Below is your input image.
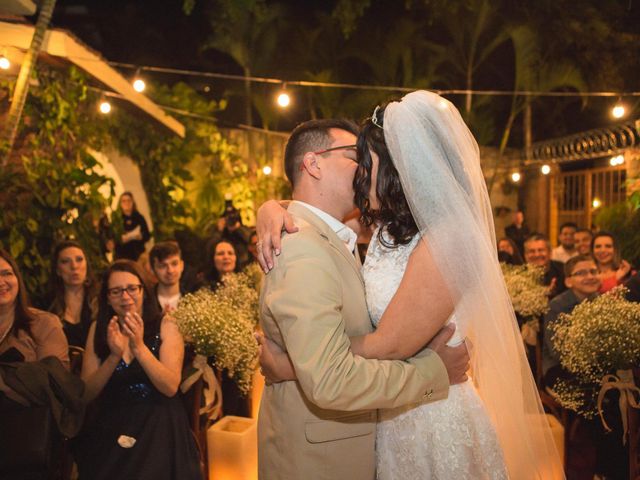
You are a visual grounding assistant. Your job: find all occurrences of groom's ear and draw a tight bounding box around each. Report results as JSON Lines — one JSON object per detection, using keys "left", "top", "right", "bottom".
{"left": 300, "top": 152, "right": 322, "bottom": 179}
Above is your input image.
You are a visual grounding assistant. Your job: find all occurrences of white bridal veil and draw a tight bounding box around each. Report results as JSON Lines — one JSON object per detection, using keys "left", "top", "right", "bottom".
{"left": 383, "top": 91, "right": 564, "bottom": 479}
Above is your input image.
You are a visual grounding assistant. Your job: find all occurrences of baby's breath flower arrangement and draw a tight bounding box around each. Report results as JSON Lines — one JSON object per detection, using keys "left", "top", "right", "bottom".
{"left": 174, "top": 271, "right": 260, "bottom": 395}
{"left": 550, "top": 286, "right": 640, "bottom": 418}
{"left": 500, "top": 263, "right": 549, "bottom": 317}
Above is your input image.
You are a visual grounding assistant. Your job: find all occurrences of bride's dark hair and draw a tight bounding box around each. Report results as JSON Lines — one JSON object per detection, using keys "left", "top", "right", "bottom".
{"left": 354, "top": 104, "right": 418, "bottom": 247}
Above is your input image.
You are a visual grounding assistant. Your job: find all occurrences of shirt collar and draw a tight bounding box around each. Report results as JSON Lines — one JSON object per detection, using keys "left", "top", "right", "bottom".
{"left": 292, "top": 200, "right": 357, "bottom": 253}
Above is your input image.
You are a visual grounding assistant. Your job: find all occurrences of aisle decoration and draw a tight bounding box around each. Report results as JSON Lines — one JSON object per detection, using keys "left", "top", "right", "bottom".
{"left": 501, "top": 263, "right": 549, "bottom": 344}
{"left": 550, "top": 286, "right": 640, "bottom": 440}
{"left": 174, "top": 271, "right": 260, "bottom": 395}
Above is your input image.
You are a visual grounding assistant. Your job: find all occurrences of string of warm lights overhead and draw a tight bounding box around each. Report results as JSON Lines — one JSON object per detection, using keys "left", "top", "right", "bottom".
{"left": 102, "top": 61, "right": 639, "bottom": 124}
{"left": 5, "top": 49, "right": 635, "bottom": 185}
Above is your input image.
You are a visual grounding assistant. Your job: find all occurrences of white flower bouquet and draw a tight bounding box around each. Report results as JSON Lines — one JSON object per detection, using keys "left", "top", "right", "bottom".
{"left": 500, "top": 263, "right": 549, "bottom": 318}
{"left": 550, "top": 286, "right": 640, "bottom": 418}
{"left": 174, "top": 271, "right": 260, "bottom": 395}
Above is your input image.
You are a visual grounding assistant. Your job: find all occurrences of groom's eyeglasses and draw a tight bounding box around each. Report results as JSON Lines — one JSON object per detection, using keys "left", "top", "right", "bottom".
{"left": 299, "top": 144, "right": 358, "bottom": 171}
{"left": 313, "top": 144, "right": 357, "bottom": 156}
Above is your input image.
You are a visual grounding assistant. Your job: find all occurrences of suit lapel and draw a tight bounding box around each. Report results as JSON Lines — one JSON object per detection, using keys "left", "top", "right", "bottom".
{"left": 289, "top": 203, "right": 364, "bottom": 287}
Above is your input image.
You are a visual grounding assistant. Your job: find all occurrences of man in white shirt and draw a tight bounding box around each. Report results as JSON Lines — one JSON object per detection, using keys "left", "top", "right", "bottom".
{"left": 551, "top": 222, "right": 579, "bottom": 263}
{"left": 256, "top": 119, "right": 469, "bottom": 480}
{"left": 150, "top": 241, "right": 186, "bottom": 313}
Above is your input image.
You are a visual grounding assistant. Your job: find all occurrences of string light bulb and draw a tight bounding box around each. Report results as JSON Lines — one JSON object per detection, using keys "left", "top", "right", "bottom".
{"left": 262, "top": 165, "right": 272, "bottom": 175}
{"left": 611, "top": 101, "right": 626, "bottom": 119}
{"left": 511, "top": 172, "right": 522, "bottom": 183}
{"left": 0, "top": 55, "right": 10, "bottom": 70}
{"left": 276, "top": 83, "right": 291, "bottom": 108}
{"left": 609, "top": 155, "right": 624, "bottom": 166}
{"left": 541, "top": 164, "right": 551, "bottom": 175}
{"left": 133, "top": 78, "right": 146, "bottom": 92}
{"left": 99, "top": 100, "right": 112, "bottom": 114}
{"left": 277, "top": 92, "right": 291, "bottom": 108}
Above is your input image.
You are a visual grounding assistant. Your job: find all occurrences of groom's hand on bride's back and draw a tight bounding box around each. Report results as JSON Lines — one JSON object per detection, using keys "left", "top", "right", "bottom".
{"left": 427, "top": 324, "right": 470, "bottom": 385}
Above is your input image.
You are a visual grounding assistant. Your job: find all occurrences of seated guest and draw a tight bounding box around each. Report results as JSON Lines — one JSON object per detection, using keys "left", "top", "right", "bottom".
{"left": 542, "top": 255, "right": 601, "bottom": 389}
{"left": 149, "top": 241, "right": 201, "bottom": 313}
{"left": 75, "top": 260, "right": 202, "bottom": 480}
{"left": 551, "top": 222, "right": 578, "bottom": 263}
{"left": 543, "top": 254, "right": 629, "bottom": 479}
{"left": 48, "top": 240, "right": 98, "bottom": 348}
{"left": 592, "top": 231, "right": 633, "bottom": 293}
{"left": 201, "top": 239, "right": 250, "bottom": 417}
{"left": 498, "top": 237, "right": 524, "bottom": 265}
{"left": 0, "top": 250, "right": 80, "bottom": 479}
{"left": 524, "top": 234, "right": 567, "bottom": 299}
{"left": 0, "top": 249, "right": 69, "bottom": 368}
{"left": 574, "top": 227, "right": 593, "bottom": 256}
{"left": 202, "top": 239, "right": 241, "bottom": 290}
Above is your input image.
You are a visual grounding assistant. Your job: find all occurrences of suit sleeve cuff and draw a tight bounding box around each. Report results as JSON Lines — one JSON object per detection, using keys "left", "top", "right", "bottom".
{"left": 407, "top": 348, "right": 449, "bottom": 403}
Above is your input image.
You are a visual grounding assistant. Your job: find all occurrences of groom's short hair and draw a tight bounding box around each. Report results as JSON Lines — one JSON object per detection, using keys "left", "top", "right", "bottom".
{"left": 284, "top": 119, "right": 359, "bottom": 187}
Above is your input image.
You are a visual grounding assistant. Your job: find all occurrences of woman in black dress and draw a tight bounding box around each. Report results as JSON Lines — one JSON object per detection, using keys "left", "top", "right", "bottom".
{"left": 114, "top": 192, "right": 151, "bottom": 261}
{"left": 48, "top": 240, "right": 98, "bottom": 348}
{"left": 76, "top": 260, "right": 201, "bottom": 480}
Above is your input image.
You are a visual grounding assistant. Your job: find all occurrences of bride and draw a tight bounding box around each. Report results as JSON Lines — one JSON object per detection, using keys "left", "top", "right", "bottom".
{"left": 256, "top": 90, "right": 564, "bottom": 479}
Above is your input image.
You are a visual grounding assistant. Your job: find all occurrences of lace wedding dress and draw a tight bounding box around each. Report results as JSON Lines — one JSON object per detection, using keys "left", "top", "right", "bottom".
{"left": 363, "top": 227, "right": 509, "bottom": 480}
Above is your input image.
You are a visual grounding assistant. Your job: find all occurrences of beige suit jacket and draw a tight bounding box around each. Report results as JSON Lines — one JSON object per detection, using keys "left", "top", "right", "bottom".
{"left": 258, "top": 203, "right": 449, "bottom": 480}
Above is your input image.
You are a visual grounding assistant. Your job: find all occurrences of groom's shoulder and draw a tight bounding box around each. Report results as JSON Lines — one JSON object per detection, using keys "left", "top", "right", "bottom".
{"left": 278, "top": 215, "right": 332, "bottom": 260}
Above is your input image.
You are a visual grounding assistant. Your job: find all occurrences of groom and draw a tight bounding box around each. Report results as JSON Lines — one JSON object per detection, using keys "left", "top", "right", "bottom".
{"left": 257, "top": 119, "right": 469, "bottom": 480}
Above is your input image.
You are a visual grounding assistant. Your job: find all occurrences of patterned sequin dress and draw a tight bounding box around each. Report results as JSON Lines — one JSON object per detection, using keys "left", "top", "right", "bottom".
{"left": 74, "top": 324, "right": 202, "bottom": 480}
{"left": 364, "top": 227, "right": 508, "bottom": 480}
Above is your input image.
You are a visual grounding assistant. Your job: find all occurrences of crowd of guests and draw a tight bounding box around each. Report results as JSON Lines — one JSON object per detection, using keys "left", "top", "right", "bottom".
{"left": 500, "top": 210, "right": 639, "bottom": 480}
{"left": 0, "top": 192, "right": 260, "bottom": 480}
{"left": 1, "top": 195, "right": 637, "bottom": 479}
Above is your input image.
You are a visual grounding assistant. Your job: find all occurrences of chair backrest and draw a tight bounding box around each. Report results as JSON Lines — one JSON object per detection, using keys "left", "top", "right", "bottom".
{"left": 629, "top": 368, "right": 640, "bottom": 480}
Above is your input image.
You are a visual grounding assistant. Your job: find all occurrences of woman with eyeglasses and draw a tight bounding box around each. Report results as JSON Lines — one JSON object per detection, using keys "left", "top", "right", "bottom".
{"left": 591, "top": 231, "right": 634, "bottom": 293}
{"left": 75, "top": 260, "right": 202, "bottom": 480}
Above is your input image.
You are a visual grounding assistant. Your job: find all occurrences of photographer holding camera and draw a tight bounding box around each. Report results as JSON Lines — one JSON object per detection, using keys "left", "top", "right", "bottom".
{"left": 206, "top": 200, "right": 252, "bottom": 271}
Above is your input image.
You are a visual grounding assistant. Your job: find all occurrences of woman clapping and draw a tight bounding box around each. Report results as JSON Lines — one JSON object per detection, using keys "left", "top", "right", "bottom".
{"left": 76, "top": 260, "right": 201, "bottom": 480}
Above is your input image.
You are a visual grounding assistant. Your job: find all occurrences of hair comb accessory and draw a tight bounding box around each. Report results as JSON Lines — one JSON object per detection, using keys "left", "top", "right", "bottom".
{"left": 371, "top": 105, "right": 383, "bottom": 129}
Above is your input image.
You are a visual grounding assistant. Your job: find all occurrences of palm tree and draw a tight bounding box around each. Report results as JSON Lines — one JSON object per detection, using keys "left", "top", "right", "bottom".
{"left": 2, "top": 0, "right": 57, "bottom": 166}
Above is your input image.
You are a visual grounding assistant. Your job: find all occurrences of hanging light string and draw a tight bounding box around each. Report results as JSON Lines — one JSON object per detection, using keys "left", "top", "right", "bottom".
{"left": 106, "top": 61, "right": 640, "bottom": 98}
{"left": 1, "top": 44, "right": 638, "bottom": 97}
{"left": 89, "top": 86, "right": 289, "bottom": 137}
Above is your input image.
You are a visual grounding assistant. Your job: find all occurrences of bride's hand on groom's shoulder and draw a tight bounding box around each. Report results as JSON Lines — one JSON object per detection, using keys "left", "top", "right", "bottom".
{"left": 426, "top": 324, "right": 470, "bottom": 385}
{"left": 256, "top": 200, "right": 298, "bottom": 273}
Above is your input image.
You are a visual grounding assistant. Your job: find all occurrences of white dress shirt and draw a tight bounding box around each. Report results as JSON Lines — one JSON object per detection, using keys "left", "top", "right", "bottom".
{"left": 291, "top": 201, "right": 357, "bottom": 254}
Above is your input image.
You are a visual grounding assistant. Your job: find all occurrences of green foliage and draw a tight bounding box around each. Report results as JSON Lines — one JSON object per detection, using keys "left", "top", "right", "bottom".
{"left": 595, "top": 200, "right": 640, "bottom": 268}
{"left": 0, "top": 67, "right": 113, "bottom": 303}
{"left": 108, "top": 82, "right": 211, "bottom": 240}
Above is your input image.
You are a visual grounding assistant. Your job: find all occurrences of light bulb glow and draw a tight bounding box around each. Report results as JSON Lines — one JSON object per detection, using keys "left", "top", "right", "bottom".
{"left": 262, "top": 165, "right": 272, "bottom": 175}
{"left": 99, "top": 101, "right": 112, "bottom": 114}
{"left": 612, "top": 104, "right": 625, "bottom": 119}
{"left": 592, "top": 198, "right": 602, "bottom": 209}
{"left": 277, "top": 92, "right": 291, "bottom": 108}
{"left": 541, "top": 164, "right": 551, "bottom": 175}
{"left": 609, "top": 155, "right": 624, "bottom": 166}
{"left": 511, "top": 172, "right": 521, "bottom": 183}
{"left": 133, "top": 79, "right": 146, "bottom": 92}
{"left": 0, "top": 56, "right": 10, "bottom": 70}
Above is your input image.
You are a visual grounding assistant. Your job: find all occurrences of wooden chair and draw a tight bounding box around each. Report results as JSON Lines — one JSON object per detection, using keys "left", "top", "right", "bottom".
{"left": 59, "top": 346, "right": 85, "bottom": 480}
{"left": 628, "top": 368, "right": 640, "bottom": 480}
